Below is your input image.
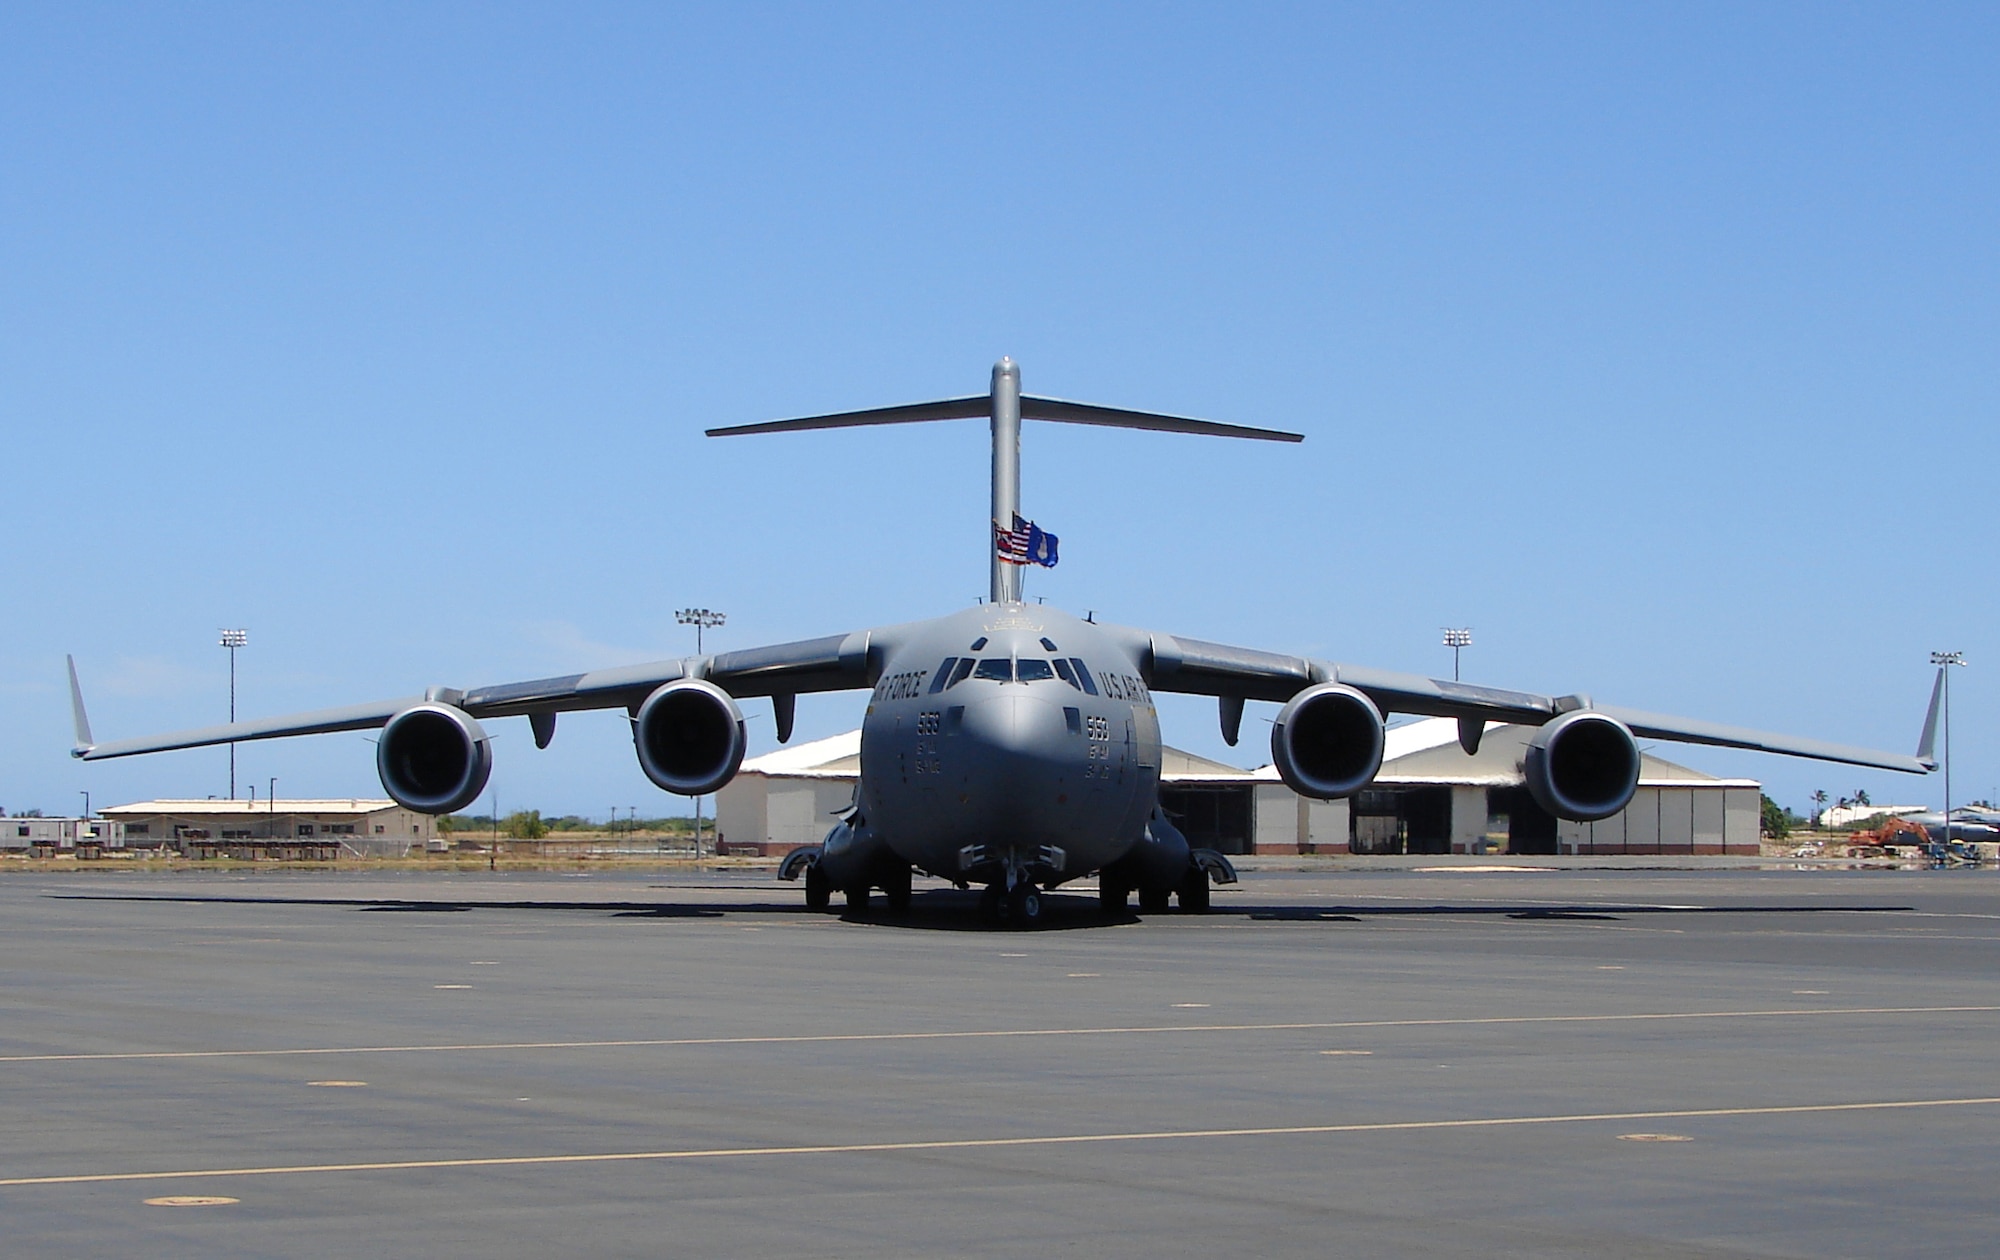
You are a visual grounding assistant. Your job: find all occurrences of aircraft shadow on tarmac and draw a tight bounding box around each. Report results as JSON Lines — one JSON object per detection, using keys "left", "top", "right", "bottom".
{"left": 49, "top": 891, "right": 1911, "bottom": 932}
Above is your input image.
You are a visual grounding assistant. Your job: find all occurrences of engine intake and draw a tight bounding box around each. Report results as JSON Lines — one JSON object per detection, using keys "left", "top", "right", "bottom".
{"left": 633, "top": 679, "right": 746, "bottom": 796}
{"left": 376, "top": 703, "right": 493, "bottom": 815}
{"left": 1524, "top": 710, "right": 1640, "bottom": 821}
{"left": 1271, "top": 683, "right": 1385, "bottom": 799}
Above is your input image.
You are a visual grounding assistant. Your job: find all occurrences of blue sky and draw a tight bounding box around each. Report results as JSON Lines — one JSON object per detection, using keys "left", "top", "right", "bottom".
{"left": 4, "top": 3, "right": 1994, "bottom": 819}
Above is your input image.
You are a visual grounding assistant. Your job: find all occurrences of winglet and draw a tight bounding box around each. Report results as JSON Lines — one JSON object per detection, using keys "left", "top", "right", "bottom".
{"left": 66, "top": 655, "right": 95, "bottom": 755}
{"left": 1915, "top": 666, "right": 1944, "bottom": 770}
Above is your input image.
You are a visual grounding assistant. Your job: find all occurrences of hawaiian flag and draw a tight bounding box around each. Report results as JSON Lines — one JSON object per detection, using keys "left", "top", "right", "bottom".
{"left": 995, "top": 513, "right": 1059, "bottom": 568}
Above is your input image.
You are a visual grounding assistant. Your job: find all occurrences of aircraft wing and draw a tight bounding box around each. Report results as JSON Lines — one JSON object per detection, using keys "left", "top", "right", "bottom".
{"left": 1132, "top": 630, "right": 1935, "bottom": 775}
{"left": 70, "top": 630, "right": 882, "bottom": 761}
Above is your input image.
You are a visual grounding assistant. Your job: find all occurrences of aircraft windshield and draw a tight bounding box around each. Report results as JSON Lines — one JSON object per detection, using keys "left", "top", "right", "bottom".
{"left": 1015, "top": 659, "right": 1055, "bottom": 682}
{"left": 972, "top": 659, "right": 1014, "bottom": 682}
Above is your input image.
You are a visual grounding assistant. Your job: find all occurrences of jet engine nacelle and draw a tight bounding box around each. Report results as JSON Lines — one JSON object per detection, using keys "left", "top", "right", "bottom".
{"left": 632, "top": 678, "right": 747, "bottom": 796}
{"left": 1523, "top": 710, "right": 1640, "bottom": 822}
{"left": 1270, "top": 683, "right": 1386, "bottom": 799}
{"left": 376, "top": 703, "right": 493, "bottom": 815}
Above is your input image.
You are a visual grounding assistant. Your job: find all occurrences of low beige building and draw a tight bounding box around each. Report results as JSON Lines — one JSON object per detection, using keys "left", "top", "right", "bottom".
{"left": 99, "top": 799, "right": 440, "bottom": 856}
{"left": 712, "top": 717, "right": 1762, "bottom": 859}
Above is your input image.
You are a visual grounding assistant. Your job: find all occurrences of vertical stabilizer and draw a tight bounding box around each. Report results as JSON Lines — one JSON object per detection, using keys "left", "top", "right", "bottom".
{"left": 1916, "top": 666, "right": 1944, "bottom": 768}
{"left": 989, "top": 358, "right": 1022, "bottom": 605}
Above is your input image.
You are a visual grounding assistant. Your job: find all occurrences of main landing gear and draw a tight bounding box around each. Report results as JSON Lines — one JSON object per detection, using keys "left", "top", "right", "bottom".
{"left": 980, "top": 880, "right": 1044, "bottom": 927}
{"left": 1098, "top": 863, "right": 1216, "bottom": 916}
{"left": 792, "top": 850, "right": 913, "bottom": 915}
{"left": 835, "top": 861, "right": 913, "bottom": 914}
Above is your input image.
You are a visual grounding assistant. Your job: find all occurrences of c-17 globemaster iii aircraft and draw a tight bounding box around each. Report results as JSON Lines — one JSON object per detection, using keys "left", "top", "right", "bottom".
{"left": 69, "top": 359, "right": 1939, "bottom": 925}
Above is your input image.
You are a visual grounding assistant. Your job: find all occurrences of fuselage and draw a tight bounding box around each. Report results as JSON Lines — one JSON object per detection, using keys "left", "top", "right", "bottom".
{"left": 857, "top": 603, "right": 1160, "bottom": 886}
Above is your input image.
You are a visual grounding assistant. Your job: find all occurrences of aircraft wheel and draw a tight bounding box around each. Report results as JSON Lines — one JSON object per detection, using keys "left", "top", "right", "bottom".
{"left": 1138, "top": 885, "right": 1171, "bottom": 915}
{"left": 804, "top": 863, "right": 831, "bottom": 912}
{"left": 979, "top": 884, "right": 1007, "bottom": 925}
{"left": 1177, "top": 869, "right": 1211, "bottom": 914}
{"left": 1098, "top": 875, "right": 1128, "bottom": 914}
{"left": 1008, "top": 882, "right": 1043, "bottom": 925}
{"left": 845, "top": 885, "right": 871, "bottom": 911}
{"left": 883, "top": 865, "right": 913, "bottom": 913}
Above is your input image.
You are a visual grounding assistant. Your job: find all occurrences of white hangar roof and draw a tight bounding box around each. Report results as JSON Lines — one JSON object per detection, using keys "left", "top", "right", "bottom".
{"left": 100, "top": 799, "right": 405, "bottom": 816}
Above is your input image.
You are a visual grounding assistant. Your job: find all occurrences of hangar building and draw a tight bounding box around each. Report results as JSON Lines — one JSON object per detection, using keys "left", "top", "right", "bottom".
{"left": 712, "top": 718, "right": 1761, "bottom": 858}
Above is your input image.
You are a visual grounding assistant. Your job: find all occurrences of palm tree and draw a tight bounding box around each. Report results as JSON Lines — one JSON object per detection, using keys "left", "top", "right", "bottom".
{"left": 1811, "top": 790, "right": 1829, "bottom": 829}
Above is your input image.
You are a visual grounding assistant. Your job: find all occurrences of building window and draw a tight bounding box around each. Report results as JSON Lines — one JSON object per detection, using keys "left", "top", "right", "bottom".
{"left": 375, "top": 826, "right": 385, "bottom": 835}
{"left": 126, "top": 824, "right": 150, "bottom": 836}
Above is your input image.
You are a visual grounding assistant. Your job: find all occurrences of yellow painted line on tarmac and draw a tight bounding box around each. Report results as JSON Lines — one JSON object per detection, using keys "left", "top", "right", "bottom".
{"left": 5, "top": 1096, "right": 1997, "bottom": 1189}
{"left": 1, "top": 1005, "right": 1994, "bottom": 1065}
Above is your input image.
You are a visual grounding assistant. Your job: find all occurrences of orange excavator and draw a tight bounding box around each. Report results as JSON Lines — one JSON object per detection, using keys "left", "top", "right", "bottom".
{"left": 1845, "top": 815, "right": 1930, "bottom": 858}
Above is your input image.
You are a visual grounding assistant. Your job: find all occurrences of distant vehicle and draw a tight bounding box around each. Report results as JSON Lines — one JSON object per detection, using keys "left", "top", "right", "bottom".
{"left": 68, "top": 360, "right": 1938, "bottom": 924}
{"left": 1899, "top": 808, "right": 2000, "bottom": 849}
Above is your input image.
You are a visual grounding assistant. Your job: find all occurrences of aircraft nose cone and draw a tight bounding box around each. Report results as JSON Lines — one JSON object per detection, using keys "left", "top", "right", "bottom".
{"left": 959, "top": 693, "right": 1069, "bottom": 769}
{"left": 955, "top": 693, "right": 1079, "bottom": 841}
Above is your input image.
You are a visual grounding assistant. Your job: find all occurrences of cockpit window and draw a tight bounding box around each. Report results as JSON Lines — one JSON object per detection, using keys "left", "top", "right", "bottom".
{"left": 1069, "top": 658, "right": 1099, "bottom": 696}
{"left": 928, "top": 658, "right": 958, "bottom": 695}
{"left": 1052, "top": 658, "right": 1079, "bottom": 689}
{"left": 1015, "top": 659, "right": 1055, "bottom": 682}
{"left": 968, "top": 637, "right": 988, "bottom": 651}
{"left": 1040, "top": 637, "right": 1060, "bottom": 652}
{"left": 947, "top": 657, "right": 976, "bottom": 687}
{"left": 972, "top": 658, "right": 1013, "bottom": 682}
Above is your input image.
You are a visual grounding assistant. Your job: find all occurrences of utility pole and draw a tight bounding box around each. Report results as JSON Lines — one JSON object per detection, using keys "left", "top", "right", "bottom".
{"left": 676, "top": 608, "right": 726, "bottom": 860}
{"left": 1932, "top": 651, "right": 1967, "bottom": 846}
{"left": 219, "top": 629, "right": 247, "bottom": 798}
{"left": 1442, "top": 628, "right": 1472, "bottom": 682}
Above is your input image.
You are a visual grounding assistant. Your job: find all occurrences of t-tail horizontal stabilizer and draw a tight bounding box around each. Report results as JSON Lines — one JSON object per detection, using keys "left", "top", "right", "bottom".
{"left": 708, "top": 359, "right": 1303, "bottom": 605}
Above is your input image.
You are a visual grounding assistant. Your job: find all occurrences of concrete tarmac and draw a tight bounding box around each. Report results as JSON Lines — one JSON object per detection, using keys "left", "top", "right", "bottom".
{"left": 3, "top": 865, "right": 1998, "bottom": 1258}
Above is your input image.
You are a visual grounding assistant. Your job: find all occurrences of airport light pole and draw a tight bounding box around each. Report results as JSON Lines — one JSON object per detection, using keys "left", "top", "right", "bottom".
{"left": 676, "top": 608, "right": 726, "bottom": 655}
{"left": 1442, "top": 628, "right": 1472, "bottom": 682}
{"left": 220, "top": 629, "right": 248, "bottom": 798}
{"left": 676, "top": 609, "right": 726, "bottom": 859}
{"left": 1931, "top": 651, "right": 1966, "bottom": 846}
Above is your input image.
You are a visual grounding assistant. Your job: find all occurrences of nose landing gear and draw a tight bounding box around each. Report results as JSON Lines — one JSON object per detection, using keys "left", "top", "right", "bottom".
{"left": 980, "top": 878, "right": 1045, "bottom": 927}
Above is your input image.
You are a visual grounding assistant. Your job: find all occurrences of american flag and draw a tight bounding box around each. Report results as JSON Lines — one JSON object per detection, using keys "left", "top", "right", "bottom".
{"left": 995, "top": 513, "right": 1058, "bottom": 568}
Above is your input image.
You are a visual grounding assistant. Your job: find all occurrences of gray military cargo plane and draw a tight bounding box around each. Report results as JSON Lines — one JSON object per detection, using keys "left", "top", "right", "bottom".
{"left": 68, "top": 359, "right": 1936, "bottom": 924}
